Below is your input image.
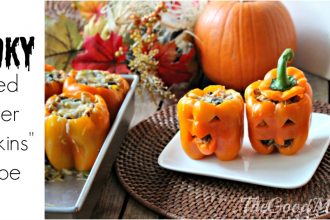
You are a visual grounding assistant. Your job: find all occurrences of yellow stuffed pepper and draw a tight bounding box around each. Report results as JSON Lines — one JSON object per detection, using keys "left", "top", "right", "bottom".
{"left": 45, "top": 91, "right": 110, "bottom": 171}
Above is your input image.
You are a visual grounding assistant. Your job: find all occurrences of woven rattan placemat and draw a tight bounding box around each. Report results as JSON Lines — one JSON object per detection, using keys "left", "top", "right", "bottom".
{"left": 116, "top": 101, "right": 330, "bottom": 219}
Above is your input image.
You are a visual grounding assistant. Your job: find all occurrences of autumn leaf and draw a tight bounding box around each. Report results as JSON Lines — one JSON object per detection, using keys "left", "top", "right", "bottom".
{"left": 45, "top": 15, "right": 83, "bottom": 72}
{"left": 153, "top": 42, "right": 196, "bottom": 86}
{"left": 71, "top": 32, "right": 130, "bottom": 74}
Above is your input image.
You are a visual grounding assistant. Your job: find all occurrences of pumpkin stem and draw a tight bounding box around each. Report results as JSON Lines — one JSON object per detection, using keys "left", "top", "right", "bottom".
{"left": 270, "top": 48, "right": 297, "bottom": 91}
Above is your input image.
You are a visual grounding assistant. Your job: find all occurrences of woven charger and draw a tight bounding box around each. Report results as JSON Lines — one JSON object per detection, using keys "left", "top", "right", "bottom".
{"left": 116, "top": 101, "right": 330, "bottom": 219}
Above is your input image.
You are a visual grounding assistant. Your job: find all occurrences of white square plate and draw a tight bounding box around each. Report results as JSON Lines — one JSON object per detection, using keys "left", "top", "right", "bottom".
{"left": 158, "top": 113, "right": 330, "bottom": 189}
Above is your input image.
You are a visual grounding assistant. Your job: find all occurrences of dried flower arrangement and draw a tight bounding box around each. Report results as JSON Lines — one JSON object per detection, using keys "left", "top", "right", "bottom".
{"left": 45, "top": 1, "right": 207, "bottom": 100}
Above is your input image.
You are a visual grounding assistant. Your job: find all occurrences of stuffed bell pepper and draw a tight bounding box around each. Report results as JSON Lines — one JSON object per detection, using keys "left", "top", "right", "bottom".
{"left": 45, "top": 91, "right": 110, "bottom": 171}
{"left": 63, "top": 70, "right": 129, "bottom": 121}
{"left": 245, "top": 48, "right": 313, "bottom": 155}
{"left": 177, "top": 85, "right": 244, "bottom": 161}
{"left": 45, "top": 64, "right": 66, "bottom": 101}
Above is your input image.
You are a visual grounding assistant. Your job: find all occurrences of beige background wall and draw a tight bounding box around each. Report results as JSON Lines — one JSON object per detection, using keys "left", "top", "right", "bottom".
{"left": 283, "top": 1, "right": 330, "bottom": 80}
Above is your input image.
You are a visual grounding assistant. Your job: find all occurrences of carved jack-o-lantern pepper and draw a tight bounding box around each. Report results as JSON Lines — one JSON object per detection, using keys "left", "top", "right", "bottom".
{"left": 177, "top": 85, "right": 244, "bottom": 161}
{"left": 245, "top": 48, "right": 313, "bottom": 155}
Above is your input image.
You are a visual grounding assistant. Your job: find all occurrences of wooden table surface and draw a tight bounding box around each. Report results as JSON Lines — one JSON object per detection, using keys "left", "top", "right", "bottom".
{"left": 91, "top": 72, "right": 330, "bottom": 219}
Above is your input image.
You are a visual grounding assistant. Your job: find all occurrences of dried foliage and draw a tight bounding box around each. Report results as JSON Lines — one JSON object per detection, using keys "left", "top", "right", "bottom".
{"left": 45, "top": 15, "right": 82, "bottom": 72}
{"left": 46, "top": 1, "right": 207, "bottom": 100}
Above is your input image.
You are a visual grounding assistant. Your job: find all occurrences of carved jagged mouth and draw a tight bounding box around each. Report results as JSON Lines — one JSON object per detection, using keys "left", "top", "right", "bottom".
{"left": 193, "top": 134, "right": 212, "bottom": 145}
{"left": 260, "top": 139, "right": 294, "bottom": 148}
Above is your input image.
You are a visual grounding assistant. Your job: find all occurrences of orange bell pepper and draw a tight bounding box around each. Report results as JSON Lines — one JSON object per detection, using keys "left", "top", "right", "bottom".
{"left": 45, "top": 64, "right": 66, "bottom": 101}
{"left": 63, "top": 69, "right": 129, "bottom": 122}
{"left": 245, "top": 48, "right": 313, "bottom": 155}
{"left": 45, "top": 91, "right": 110, "bottom": 171}
{"left": 177, "top": 85, "right": 244, "bottom": 161}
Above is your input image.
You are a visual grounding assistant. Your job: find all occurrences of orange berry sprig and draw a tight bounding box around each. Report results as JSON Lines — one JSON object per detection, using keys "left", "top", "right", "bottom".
{"left": 114, "top": 46, "right": 124, "bottom": 57}
{"left": 129, "top": 2, "right": 166, "bottom": 46}
{"left": 127, "top": 2, "right": 175, "bottom": 100}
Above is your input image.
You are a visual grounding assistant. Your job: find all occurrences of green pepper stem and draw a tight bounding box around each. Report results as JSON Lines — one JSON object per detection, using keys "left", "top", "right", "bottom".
{"left": 270, "top": 48, "right": 296, "bottom": 91}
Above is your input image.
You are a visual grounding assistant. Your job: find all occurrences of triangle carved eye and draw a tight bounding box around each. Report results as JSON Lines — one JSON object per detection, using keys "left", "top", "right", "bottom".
{"left": 210, "top": 116, "right": 220, "bottom": 122}
{"left": 257, "top": 120, "right": 268, "bottom": 128}
{"left": 283, "top": 119, "right": 295, "bottom": 127}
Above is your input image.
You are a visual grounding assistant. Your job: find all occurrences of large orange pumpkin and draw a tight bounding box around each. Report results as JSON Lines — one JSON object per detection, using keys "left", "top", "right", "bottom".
{"left": 195, "top": 1, "right": 296, "bottom": 91}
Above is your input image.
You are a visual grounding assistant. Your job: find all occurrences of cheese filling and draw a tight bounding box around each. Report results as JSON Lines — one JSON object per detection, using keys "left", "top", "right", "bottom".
{"left": 75, "top": 70, "right": 121, "bottom": 89}
{"left": 47, "top": 93, "right": 95, "bottom": 119}
{"left": 254, "top": 88, "right": 301, "bottom": 104}
{"left": 187, "top": 89, "right": 233, "bottom": 105}
{"left": 45, "top": 70, "right": 64, "bottom": 84}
